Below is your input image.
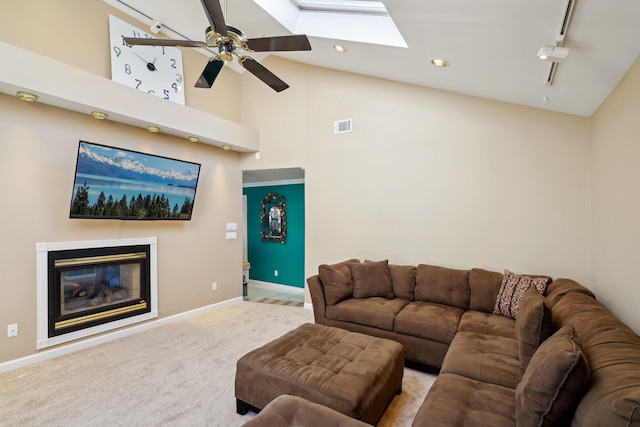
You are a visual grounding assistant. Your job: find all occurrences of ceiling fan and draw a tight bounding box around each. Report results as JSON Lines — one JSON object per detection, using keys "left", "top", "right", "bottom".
{"left": 123, "top": 0, "right": 311, "bottom": 92}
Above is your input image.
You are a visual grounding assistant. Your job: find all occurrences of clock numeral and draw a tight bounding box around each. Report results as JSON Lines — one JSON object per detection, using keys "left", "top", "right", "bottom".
{"left": 176, "top": 74, "right": 183, "bottom": 83}
{"left": 113, "top": 46, "right": 122, "bottom": 57}
{"left": 170, "top": 59, "right": 177, "bottom": 69}
{"left": 124, "top": 64, "right": 132, "bottom": 75}
{"left": 135, "top": 79, "right": 142, "bottom": 89}
{"left": 163, "top": 90, "right": 170, "bottom": 100}
{"left": 162, "top": 46, "right": 166, "bottom": 55}
{"left": 171, "top": 83, "right": 179, "bottom": 93}
{"left": 131, "top": 30, "right": 142, "bottom": 38}
{"left": 148, "top": 90, "right": 156, "bottom": 94}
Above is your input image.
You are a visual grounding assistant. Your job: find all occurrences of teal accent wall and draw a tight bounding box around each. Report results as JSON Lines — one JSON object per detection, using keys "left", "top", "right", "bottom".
{"left": 243, "top": 183, "right": 305, "bottom": 288}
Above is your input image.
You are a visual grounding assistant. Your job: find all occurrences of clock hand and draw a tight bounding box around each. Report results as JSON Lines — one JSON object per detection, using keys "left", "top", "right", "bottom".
{"left": 132, "top": 51, "right": 157, "bottom": 71}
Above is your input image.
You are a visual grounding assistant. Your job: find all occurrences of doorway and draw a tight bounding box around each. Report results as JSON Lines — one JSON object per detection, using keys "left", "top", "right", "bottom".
{"left": 242, "top": 168, "right": 305, "bottom": 304}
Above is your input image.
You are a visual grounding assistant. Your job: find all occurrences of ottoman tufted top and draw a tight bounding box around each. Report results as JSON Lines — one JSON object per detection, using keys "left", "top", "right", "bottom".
{"left": 236, "top": 323, "right": 404, "bottom": 424}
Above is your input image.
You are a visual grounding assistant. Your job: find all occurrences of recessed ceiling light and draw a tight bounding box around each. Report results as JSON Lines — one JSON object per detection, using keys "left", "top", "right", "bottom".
{"left": 187, "top": 136, "right": 199, "bottom": 143}
{"left": 430, "top": 58, "right": 449, "bottom": 67}
{"left": 221, "top": 145, "right": 232, "bottom": 151}
{"left": 16, "top": 91, "right": 38, "bottom": 102}
{"left": 333, "top": 45, "right": 346, "bottom": 53}
{"left": 146, "top": 126, "right": 160, "bottom": 133}
{"left": 91, "top": 111, "right": 108, "bottom": 120}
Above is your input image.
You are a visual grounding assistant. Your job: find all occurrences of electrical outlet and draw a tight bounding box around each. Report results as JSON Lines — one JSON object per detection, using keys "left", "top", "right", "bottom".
{"left": 274, "top": 270, "right": 279, "bottom": 277}
{"left": 212, "top": 282, "right": 218, "bottom": 291}
{"left": 7, "top": 323, "right": 18, "bottom": 338}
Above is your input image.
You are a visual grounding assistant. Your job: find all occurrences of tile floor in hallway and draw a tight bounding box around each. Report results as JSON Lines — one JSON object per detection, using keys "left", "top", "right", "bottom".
{"left": 244, "top": 280, "right": 305, "bottom": 304}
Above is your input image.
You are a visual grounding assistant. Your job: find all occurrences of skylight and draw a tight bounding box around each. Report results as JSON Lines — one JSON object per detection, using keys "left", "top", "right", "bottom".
{"left": 252, "top": 0, "right": 407, "bottom": 48}
{"left": 289, "top": 0, "right": 388, "bottom": 15}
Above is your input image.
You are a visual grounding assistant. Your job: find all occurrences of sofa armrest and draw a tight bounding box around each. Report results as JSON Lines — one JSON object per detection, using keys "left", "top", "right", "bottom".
{"left": 307, "top": 275, "right": 327, "bottom": 324}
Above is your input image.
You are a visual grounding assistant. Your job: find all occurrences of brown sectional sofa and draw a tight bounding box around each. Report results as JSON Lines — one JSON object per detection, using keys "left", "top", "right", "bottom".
{"left": 306, "top": 259, "right": 640, "bottom": 426}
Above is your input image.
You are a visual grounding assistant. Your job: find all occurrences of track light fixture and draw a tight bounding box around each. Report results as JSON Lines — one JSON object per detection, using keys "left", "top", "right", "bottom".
{"left": 537, "top": 46, "right": 570, "bottom": 63}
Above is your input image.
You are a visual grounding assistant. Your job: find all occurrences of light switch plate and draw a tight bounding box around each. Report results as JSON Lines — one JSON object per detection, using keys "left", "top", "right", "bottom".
{"left": 226, "top": 223, "right": 238, "bottom": 231}
{"left": 226, "top": 232, "right": 238, "bottom": 240}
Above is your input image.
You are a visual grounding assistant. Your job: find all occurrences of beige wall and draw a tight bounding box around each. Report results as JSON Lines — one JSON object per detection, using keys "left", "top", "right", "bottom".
{"left": 0, "top": 1, "right": 245, "bottom": 363}
{"left": 0, "top": 0, "right": 241, "bottom": 122}
{"left": 591, "top": 56, "right": 640, "bottom": 333}
{"left": 0, "top": 94, "right": 243, "bottom": 363}
{"left": 2, "top": 1, "right": 638, "bottom": 364}
{"left": 242, "top": 57, "right": 592, "bottom": 292}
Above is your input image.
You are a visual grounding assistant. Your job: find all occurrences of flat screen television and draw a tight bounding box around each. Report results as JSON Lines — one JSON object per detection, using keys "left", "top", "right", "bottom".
{"left": 69, "top": 141, "right": 201, "bottom": 220}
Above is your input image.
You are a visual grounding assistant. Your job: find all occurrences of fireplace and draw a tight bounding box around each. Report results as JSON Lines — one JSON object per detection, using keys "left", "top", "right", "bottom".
{"left": 37, "top": 238, "right": 158, "bottom": 349}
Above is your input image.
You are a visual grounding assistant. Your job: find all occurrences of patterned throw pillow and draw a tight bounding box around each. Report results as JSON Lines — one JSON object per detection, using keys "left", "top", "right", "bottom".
{"left": 493, "top": 270, "right": 550, "bottom": 319}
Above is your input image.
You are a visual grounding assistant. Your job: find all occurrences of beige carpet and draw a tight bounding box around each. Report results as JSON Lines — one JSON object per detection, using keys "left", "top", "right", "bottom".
{"left": 0, "top": 301, "right": 435, "bottom": 426}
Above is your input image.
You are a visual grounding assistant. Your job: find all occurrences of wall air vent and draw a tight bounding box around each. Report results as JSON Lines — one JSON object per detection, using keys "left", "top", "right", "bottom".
{"left": 334, "top": 118, "right": 353, "bottom": 134}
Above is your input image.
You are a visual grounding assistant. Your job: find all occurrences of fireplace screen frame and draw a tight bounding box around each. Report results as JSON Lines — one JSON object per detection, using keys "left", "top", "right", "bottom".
{"left": 37, "top": 238, "right": 158, "bottom": 350}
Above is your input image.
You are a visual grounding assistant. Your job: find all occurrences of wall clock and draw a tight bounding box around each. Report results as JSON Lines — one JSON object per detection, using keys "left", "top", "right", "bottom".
{"left": 108, "top": 15, "right": 185, "bottom": 105}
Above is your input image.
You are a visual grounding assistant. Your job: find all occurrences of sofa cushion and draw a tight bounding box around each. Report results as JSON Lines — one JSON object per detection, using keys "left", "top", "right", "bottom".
{"left": 441, "top": 331, "right": 521, "bottom": 389}
{"left": 350, "top": 260, "right": 394, "bottom": 299}
{"left": 548, "top": 291, "right": 640, "bottom": 426}
{"left": 469, "top": 268, "right": 504, "bottom": 313}
{"left": 494, "top": 270, "right": 550, "bottom": 319}
{"left": 389, "top": 264, "right": 416, "bottom": 301}
{"left": 415, "top": 264, "right": 470, "bottom": 310}
{"left": 325, "top": 298, "right": 409, "bottom": 331}
{"left": 516, "top": 288, "right": 555, "bottom": 372}
{"left": 318, "top": 259, "right": 360, "bottom": 305}
{"left": 412, "top": 373, "right": 516, "bottom": 427}
{"left": 394, "top": 301, "right": 464, "bottom": 344}
{"left": 515, "top": 325, "right": 590, "bottom": 427}
{"left": 458, "top": 310, "right": 516, "bottom": 339}
{"left": 544, "top": 278, "right": 596, "bottom": 307}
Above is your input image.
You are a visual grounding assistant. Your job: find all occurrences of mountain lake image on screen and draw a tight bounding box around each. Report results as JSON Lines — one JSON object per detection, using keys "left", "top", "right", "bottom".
{"left": 69, "top": 141, "right": 201, "bottom": 220}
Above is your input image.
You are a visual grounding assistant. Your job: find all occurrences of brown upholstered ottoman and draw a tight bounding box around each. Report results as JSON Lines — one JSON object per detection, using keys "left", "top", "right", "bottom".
{"left": 241, "top": 395, "right": 373, "bottom": 427}
{"left": 235, "top": 323, "right": 404, "bottom": 425}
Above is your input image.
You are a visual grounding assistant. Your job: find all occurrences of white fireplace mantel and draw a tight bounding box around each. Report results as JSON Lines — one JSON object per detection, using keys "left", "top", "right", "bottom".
{"left": 36, "top": 237, "right": 158, "bottom": 350}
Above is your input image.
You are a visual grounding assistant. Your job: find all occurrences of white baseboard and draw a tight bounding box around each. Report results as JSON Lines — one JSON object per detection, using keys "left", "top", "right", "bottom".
{"left": 248, "top": 279, "right": 305, "bottom": 293}
{"left": 0, "top": 296, "right": 243, "bottom": 374}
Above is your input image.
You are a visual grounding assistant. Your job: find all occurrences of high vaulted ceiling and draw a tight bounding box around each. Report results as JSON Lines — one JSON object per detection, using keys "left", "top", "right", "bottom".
{"left": 104, "top": 0, "right": 639, "bottom": 117}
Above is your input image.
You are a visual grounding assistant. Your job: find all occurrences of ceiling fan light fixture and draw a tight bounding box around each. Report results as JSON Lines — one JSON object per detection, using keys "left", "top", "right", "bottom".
{"left": 121, "top": 0, "right": 311, "bottom": 92}
{"left": 218, "top": 42, "right": 234, "bottom": 62}
{"left": 430, "top": 58, "right": 449, "bottom": 67}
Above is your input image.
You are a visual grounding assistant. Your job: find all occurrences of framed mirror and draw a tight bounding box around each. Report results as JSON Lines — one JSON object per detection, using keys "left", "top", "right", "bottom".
{"left": 260, "top": 193, "right": 286, "bottom": 243}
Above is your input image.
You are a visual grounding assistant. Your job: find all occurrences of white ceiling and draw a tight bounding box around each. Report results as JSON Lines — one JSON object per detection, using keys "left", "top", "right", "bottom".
{"left": 104, "top": 0, "right": 640, "bottom": 118}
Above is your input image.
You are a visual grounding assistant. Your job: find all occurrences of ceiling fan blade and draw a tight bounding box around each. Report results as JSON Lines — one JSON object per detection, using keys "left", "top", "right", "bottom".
{"left": 239, "top": 57, "right": 289, "bottom": 92}
{"left": 246, "top": 35, "right": 311, "bottom": 52}
{"left": 123, "top": 37, "right": 207, "bottom": 48}
{"left": 200, "top": 0, "right": 228, "bottom": 36}
{"left": 195, "top": 58, "right": 225, "bottom": 88}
